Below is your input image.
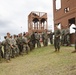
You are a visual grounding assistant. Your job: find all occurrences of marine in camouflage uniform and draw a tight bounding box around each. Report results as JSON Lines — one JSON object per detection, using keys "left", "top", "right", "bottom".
{"left": 1, "top": 36, "right": 7, "bottom": 59}
{"left": 13, "top": 35, "right": 19, "bottom": 56}
{"left": 0, "top": 41, "right": 2, "bottom": 61}
{"left": 10, "top": 35, "right": 19, "bottom": 58}
{"left": 72, "top": 27, "right": 76, "bottom": 53}
{"left": 64, "top": 28, "right": 70, "bottom": 46}
{"left": 61, "top": 29, "right": 65, "bottom": 46}
{"left": 10, "top": 36, "right": 15, "bottom": 58}
{"left": 43, "top": 29, "right": 48, "bottom": 46}
{"left": 42, "top": 32, "right": 45, "bottom": 46}
{"left": 35, "top": 32, "right": 41, "bottom": 48}
{"left": 27, "top": 33, "right": 33, "bottom": 51}
{"left": 54, "top": 26, "right": 61, "bottom": 52}
{"left": 17, "top": 33, "right": 23, "bottom": 55}
{"left": 31, "top": 32, "right": 36, "bottom": 49}
{"left": 5, "top": 33, "right": 12, "bottom": 62}
{"left": 22, "top": 33, "right": 29, "bottom": 54}
{"left": 49, "top": 30, "right": 53, "bottom": 45}
{"left": 74, "top": 28, "right": 76, "bottom": 52}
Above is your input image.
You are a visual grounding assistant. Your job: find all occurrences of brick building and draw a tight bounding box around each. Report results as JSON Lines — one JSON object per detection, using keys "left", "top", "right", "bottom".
{"left": 53, "top": 0, "right": 76, "bottom": 44}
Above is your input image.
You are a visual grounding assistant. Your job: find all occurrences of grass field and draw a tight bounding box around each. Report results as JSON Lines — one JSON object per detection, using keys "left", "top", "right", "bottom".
{"left": 0, "top": 45, "right": 76, "bottom": 75}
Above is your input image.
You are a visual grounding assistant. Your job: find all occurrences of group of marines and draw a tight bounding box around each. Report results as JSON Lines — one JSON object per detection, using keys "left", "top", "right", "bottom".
{"left": 0, "top": 26, "right": 76, "bottom": 63}
{"left": 0, "top": 29, "right": 49, "bottom": 62}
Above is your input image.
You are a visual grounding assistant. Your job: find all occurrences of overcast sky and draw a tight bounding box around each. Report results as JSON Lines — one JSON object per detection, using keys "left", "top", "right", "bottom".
{"left": 0, "top": 0, "right": 54, "bottom": 41}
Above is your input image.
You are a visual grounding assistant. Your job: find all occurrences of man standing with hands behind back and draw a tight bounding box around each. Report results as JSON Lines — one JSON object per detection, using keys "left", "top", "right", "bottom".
{"left": 54, "top": 25, "right": 61, "bottom": 52}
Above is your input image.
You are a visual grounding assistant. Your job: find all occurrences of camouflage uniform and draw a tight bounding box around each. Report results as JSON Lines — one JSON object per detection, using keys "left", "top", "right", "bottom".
{"left": 10, "top": 36, "right": 14, "bottom": 58}
{"left": 17, "top": 34, "right": 23, "bottom": 55}
{"left": 22, "top": 35, "right": 28, "bottom": 54}
{"left": 42, "top": 32, "right": 45, "bottom": 46}
{"left": 49, "top": 31, "right": 53, "bottom": 44}
{"left": 72, "top": 27, "right": 76, "bottom": 53}
{"left": 75, "top": 40, "right": 76, "bottom": 51}
{"left": 54, "top": 28, "right": 61, "bottom": 52}
{"left": 75, "top": 29, "right": 76, "bottom": 51}
{"left": 27, "top": 34, "right": 33, "bottom": 51}
{"left": 0, "top": 42, "right": 2, "bottom": 61}
{"left": 64, "top": 28, "right": 70, "bottom": 46}
{"left": 61, "top": 29, "right": 65, "bottom": 46}
{"left": 43, "top": 31, "right": 48, "bottom": 46}
{"left": 14, "top": 35, "right": 19, "bottom": 56}
{"left": 10, "top": 36, "right": 19, "bottom": 57}
{"left": 1, "top": 36, "right": 7, "bottom": 59}
{"left": 5, "top": 37, "right": 11, "bottom": 61}
{"left": 31, "top": 32, "right": 36, "bottom": 49}
{"left": 35, "top": 32, "right": 41, "bottom": 48}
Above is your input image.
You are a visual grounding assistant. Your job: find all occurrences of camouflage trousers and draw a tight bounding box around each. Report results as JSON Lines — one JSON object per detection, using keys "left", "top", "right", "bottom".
{"left": 28, "top": 41, "right": 33, "bottom": 51}
{"left": 75, "top": 40, "right": 76, "bottom": 51}
{"left": 54, "top": 38, "right": 60, "bottom": 51}
{"left": 23, "top": 44, "right": 28, "bottom": 54}
{"left": 11, "top": 45, "right": 19, "bottom": 57}
{"left": 0, "top": 49, "right": 2, "bottom": 61}
{"left": 5, "top": 50, "right": 11, "bottom": 60}
{"left": 35, "top": 40, "right": 41, "bottom": 48}
{"left": 43, "top": 39, "right": 48, "bottom": 46}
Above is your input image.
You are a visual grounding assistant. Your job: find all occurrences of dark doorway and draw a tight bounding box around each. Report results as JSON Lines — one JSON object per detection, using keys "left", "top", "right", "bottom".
{"left": 68, "top": 18, "right": 75, "bottom": 26}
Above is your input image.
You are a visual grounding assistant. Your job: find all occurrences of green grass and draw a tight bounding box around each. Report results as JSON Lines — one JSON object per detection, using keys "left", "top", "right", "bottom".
{"left": 0, "top": 45, "right": 76, "bottom": 75}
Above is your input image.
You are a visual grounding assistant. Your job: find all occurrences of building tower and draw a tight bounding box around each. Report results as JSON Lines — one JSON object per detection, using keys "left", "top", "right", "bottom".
{"left": 28, "top": 11, "right": 48, "bottom": 33}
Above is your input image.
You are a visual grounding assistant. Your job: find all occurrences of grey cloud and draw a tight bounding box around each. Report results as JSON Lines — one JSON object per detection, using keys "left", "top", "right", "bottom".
{"left": 0, "top": 19, "right": 12, "bottom": 27}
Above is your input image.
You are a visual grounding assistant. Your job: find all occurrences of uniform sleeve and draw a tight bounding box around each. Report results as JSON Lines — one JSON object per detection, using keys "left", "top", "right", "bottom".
{"left": 6, "top": 38, "right": 11, "bottom": 46}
